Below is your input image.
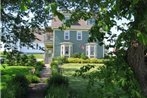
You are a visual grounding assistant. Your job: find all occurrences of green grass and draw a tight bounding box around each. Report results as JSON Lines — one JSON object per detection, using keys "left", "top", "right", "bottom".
{"left": 61, "top": 63, "right": 103, "bottom": 96}
{"left": 0, "top": 66, "right": 33, "bottom": 90}
{"left": 28, "top": 53, "right": 44, "bottom": 59}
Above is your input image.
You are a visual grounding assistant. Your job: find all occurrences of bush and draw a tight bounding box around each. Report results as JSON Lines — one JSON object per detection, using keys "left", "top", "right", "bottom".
{"left": 52, "top": 56, "right": 67, "bottom": 64}
{"left": 66, "top": 58, "right": 105, "bottom": 63}
{"left": 80, "top": 53, "right": 89, "bottom": 60}
{"left": 27, "top": 55, "right": 37, "bottom": 66}
{"left": 47, "top": 74, "right": 69, "bottom": 87}
{"left": 1, "top": 84, "right": 17, "bottom": 98}
{"left": 3, "top": 51, "right": 39, "bottom": 66}
{"left": 71, "top": 53, "right": 81, "bottom": 58}
{"left": 66, "top": 58, "right": 82, "bottom": 63}
{"left": 35, "top": 61, "right": 44, "bottom": 71}
{"left": 26, "top": 75, "right": 40, "bottom": 83}
{"left": 2, "top": 74, "right": 29, "bottom": 98}
{"left": 45, "top": 86, "right": 69, "bottom": 98}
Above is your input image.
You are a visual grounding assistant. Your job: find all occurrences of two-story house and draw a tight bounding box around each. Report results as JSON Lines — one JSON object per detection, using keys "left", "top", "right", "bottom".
{"left": 45, "top": 14, "right": 104, "bottom": 58}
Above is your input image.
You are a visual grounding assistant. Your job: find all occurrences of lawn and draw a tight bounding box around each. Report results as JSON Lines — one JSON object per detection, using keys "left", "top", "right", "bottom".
{"left": 0, "top": 65, "right": 33, "bottom": 90}
{"left": 28, "top": 53, "right": 44, "bottom": 59}
{"left": 60, "top": 63, "right": 103, "bottom": 96}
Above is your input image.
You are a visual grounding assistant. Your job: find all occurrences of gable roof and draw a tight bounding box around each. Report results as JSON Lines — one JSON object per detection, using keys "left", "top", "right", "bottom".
{"left": 51, "top": 16, "right": 92, "bottom": 30}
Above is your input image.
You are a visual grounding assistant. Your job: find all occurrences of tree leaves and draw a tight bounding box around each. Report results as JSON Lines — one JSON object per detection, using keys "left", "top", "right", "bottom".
{"left": 136, "top": 30, "right": 147, "bottom": 45}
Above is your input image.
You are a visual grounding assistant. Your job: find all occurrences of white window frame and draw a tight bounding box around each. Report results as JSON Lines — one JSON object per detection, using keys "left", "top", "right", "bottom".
{"left": 64, "top": 31, "right": 70, "bottom": 40}
{"left": 77, "top": 31, "right": 82, "bottom": 40}
{"left": 86, "top": 43, "right": 97, "bottom": 58}
{"left": 60, "top": 43, "right": 73, "bottom": 57}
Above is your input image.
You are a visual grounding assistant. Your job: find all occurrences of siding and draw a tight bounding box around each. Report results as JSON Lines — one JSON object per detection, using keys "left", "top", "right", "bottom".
{"left": 54, "top": 30, "right": 104, "bottom": 58}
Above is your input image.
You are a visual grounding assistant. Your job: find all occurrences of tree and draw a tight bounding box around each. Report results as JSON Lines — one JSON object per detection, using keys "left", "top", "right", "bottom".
{"left": 1, "top": 0, "right": 53, "bottom": 50}
{"left": 1, "top": 0, "right": 147, "bottom": 96}
{"left": 55, "top": 0, "right": 147, "bottom": 96}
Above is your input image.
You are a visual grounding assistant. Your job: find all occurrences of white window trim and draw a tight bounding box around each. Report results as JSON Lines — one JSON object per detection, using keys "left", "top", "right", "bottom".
{"left": 86, "top": 43, "right": 97, "bottom": 58}
{"left": 64, "top": 31, "right": 70, "bottom": 40}
{"left": 77, "top": 31, "right": 82, "bottom": 40}
{"left": 60, "top": 44, "right": 72, "bottom": 57}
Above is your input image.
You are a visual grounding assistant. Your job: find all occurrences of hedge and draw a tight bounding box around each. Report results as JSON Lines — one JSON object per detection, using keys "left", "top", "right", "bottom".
{"left": 65, "top": 58, "right": 105, "bottom": 63}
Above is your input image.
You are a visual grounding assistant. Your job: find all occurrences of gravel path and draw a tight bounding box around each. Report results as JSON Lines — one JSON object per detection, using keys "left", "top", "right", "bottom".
{"left": 28, "top": 65, "right": 51, "bottom": 98}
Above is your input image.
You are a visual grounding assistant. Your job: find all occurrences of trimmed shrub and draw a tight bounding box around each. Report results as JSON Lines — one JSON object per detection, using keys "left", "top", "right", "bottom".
{"left": 66, "top": 58, "right": 105, "bottom": 63}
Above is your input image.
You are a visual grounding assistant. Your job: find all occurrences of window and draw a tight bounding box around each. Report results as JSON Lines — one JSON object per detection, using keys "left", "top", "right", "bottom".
{"left": 87, "top": 19, "right": 95, "bottom": 25}
{"left": 86, "top": 43, "right": 97, "bottom": 58}
{"left": 60, "top": 42, "right": 73, "bottom": 57}
{"left": 64, "top": 31, "right": 70, "bottom": 40}
{"left": 63, "top": 16, "right": 70, "bottom": 23}
{"left": 77, "top": 31, "right": 82, "bottom": 40}
{"left": 90, "top": 46, "right": 94, "bottom": 55}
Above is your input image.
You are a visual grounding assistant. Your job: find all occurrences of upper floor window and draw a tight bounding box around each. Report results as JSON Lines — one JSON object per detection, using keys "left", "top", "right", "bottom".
{"left": 87, "top": 19, "right": 95, "bottom": 25}
{"left": 64, "top": 31, "right": 70, "bottom": 40}
{"left": 63, "top": 16, "right": 70, "bottom": 23}
{"left": 77, "top": 31, "right": 82, "bottom": 40}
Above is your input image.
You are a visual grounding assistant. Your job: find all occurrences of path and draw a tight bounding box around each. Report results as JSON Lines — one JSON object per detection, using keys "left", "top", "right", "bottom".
{"left": 28, "top": 65, "right": 51, "bottom": 98}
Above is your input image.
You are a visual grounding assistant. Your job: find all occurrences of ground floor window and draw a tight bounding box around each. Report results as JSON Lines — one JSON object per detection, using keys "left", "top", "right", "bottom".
{"left": 60, "top": 42, "right": 73, "bottom": 57}
{"left": 86, "top": 43, "right": 97, "bottom": 58}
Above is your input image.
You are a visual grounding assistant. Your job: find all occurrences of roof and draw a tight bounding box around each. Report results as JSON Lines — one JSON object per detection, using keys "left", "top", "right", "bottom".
{"left": 51, "top": 16, "right": 92, "bottom": 30}
{"left": 34, "top": 33, "right": 44, "bottom": 43}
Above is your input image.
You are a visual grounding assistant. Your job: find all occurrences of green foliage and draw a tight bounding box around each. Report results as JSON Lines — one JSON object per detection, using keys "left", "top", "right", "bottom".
{"left": 71, "top": 53, "right": 88, "bottom": 60}
{"left": 51, "top": 57, "right": 67, "bottom": 75}
{"left": 80, "top": 53, "right": 89, "bottom": 60}
{"left": 137, "top": 31, "right": 147, "bottom": 45}
{"left": 35, "top": 61, "right": 44, "bottom": 71}
{"left": 45, "top": 74, "right": 70, "bottom": 98}
{"left": 74, "top": 56, "right": 145, "bottom": 98}
{"left": 50, "top": 61, "right": 59, "bottom": 75}
{"left": 3, "top": 51, "right": 37, "bottom": 66}
{"left": 2, "top": 74, "right": 29, "bottom": 98}
{"left": 71, "top": 53, "right": 81, "bottom": 58}
{"left": 27, "top": 54, "right": 36, "bottom": 66}
{"left": 26, "top": 75, "right": 40, "bottom": 83}
{"left": 66, "top": 58, "right": 104, "bottom": 63}
{"left": 52, "top": 56, "right": 66, "bottom": 65}
{"left": 47, "top": 74, "right": 69, "bottom": 88}
{"left": 45, "top": 86, "right": 69, "bottom": 98}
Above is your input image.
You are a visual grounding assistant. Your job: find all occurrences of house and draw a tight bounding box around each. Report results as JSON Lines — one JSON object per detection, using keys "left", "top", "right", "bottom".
{"left": 19, "top": 33, "right": 45, "bottom": 54}
{"left": 45, "top": 13, "right": 105, "bottom": 58}
{"left": 0, "top": 32, "right": 45, "bottom": 54}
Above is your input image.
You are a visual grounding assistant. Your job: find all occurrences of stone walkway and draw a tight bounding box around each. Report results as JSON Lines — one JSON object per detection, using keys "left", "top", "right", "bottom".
{"left": 28, "top": 65, "right": 51, "bottom": 98}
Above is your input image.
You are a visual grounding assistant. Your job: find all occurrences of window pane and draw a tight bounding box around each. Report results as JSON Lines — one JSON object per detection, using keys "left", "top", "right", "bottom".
{"left": 77, "top": 31, "right": 82, "bottom": 40}
{"left": 64, "top": 31, "right": 69, "bottom": 40}
{"left": 90, "top": 46, "right": 94, "bottom": 55}
{"left": 78, "top": 35, "right": 81, "bottom": 40}
{"left": 65, "top": 46, "right": 69, "bottom": 55}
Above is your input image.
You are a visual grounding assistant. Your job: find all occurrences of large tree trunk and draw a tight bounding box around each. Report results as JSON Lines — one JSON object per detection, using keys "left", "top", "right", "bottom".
{"left": 127, "top": 42, "right": 147, "bottom": 96}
